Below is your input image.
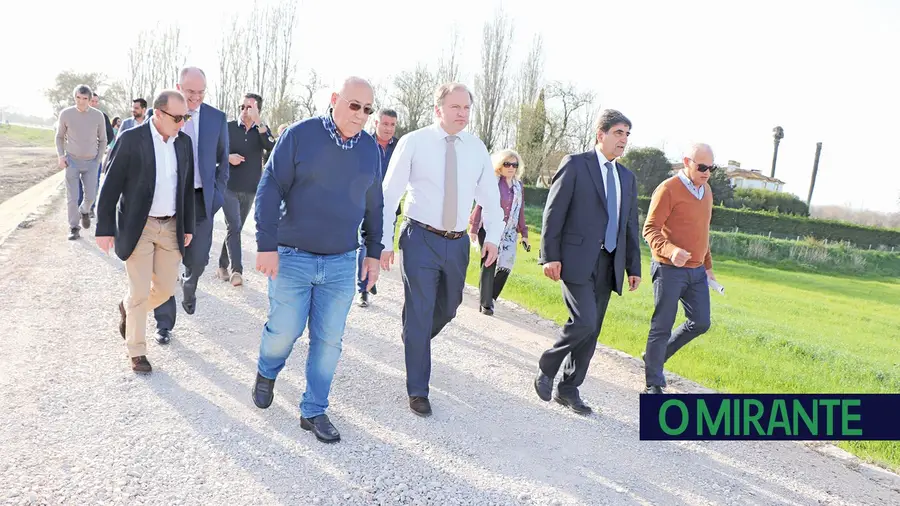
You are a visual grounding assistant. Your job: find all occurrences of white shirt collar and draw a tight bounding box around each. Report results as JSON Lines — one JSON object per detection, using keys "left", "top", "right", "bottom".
{"left": 433, "top": 122, "right": 466, "bottom": 142}
{"left": 594, "top": 146, "right": 616, "bottom": 167}
{"left": 150, "top": 118, "right": 175, "bottom": 145}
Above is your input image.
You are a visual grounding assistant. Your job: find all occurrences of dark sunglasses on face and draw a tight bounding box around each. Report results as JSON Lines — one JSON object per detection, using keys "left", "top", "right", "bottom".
{"left": 688, "top": 158, "right": 717, "bottom": 172}
{"left": 158, "top": 108, "right": 191, "bottom": 123}
{"left": 503, "top": 162, "right": 519, "bottom": 168}
{"left": 339, "top": 95, "right": 375, "bottom": 115}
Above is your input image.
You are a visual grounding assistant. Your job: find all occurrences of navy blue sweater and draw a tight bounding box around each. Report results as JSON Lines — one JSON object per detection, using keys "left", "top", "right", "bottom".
{"left": 255, "top": 117, "right": 384, "bottom": 258}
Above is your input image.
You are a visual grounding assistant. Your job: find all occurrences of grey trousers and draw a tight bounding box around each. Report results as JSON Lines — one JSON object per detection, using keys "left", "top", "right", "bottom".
{"left": 644, "top": 261, "right": 712, "bottom": 387}
{"left": 65, "top": 156, "right": 100, "bottom": 229}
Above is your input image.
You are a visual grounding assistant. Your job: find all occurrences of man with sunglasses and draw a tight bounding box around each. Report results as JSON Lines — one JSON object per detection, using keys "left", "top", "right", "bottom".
{"left": 217, "top": 93, "right": 276, "bottom": 287}
{"left": 641, "top": 143, "right": 718, "bottom": 394}
{"left": 251, "top": 77, "right": 383, "bottom": 444}
{"left": 95, "top": 90, "right": 195, "bottom": 373}
{"left": 152, "top": 67, "right": 230, "bottom": 345}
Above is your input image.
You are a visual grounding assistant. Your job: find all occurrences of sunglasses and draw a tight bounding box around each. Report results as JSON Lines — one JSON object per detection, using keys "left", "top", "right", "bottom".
{"left": 502, "top": 162, "right": 519, "bottom": 168}
{"left": 688, "top": 158, "right": 717, "bottom": 172}
{"left": 158, "top": 108, "right": 191, "bottom": 124}
{"left": 338, "top": 95, "right": 375, "bottom": 115}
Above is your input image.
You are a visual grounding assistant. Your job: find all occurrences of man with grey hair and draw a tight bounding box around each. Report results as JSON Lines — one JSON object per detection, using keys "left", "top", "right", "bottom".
{"left": 380, "top": 82, "right": 503, "bottom": 417}
{"left": 95, "top": 90, "right": 195, "bottom": 373}
{"left": 641, "top": 142, "right": 717, "bottom": 394}
{"left": 152, "top": 66, "right": 230, "bottom": 344}
{"left": 56, "top": 84, "right": 107, "bottom": 240}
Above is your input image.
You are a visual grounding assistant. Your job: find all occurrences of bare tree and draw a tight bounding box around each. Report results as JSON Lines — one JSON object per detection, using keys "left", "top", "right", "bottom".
{"left": 573, "top": 100, "right": 601, "bottom": 152}
{"left": 214, "top": 15, "right": 250, "bottom": 116}
{"left": 474, "top": 10, "right": 514, "bottom": 151}
{"left": 436, "top": 25, "right": 463, "bottom": 84}
{"left": 126, "top": 24, "right": 187, "bottom": 105}
{"left": 393, "top": 64, "right": 437, "bottom": 136}
{"left": 516, "top": 35, "right": 543, "bottom": 107}
{"left": 298, "top": 69, "right": 326, "bottom": 120}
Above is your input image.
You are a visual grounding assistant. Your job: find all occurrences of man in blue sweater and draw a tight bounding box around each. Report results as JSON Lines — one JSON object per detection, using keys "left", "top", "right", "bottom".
{"left": 251, "top": 76, "right": 384, "bottom": 444}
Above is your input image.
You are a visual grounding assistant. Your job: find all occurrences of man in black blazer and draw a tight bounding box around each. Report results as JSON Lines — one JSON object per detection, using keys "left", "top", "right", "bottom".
{"left": 534, "top": 109, "right": 642, "bottom": 414}
{"left": 95, "top": 90, "right": 195, "bottom": 374}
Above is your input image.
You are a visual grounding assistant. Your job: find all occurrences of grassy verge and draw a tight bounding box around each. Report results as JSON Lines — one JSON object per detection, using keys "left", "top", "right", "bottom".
{"left": 465, "top": 205, "right": 900, "bottom": 471}
{"left": 0, "top": 124, "right": 56, "bottom": 147}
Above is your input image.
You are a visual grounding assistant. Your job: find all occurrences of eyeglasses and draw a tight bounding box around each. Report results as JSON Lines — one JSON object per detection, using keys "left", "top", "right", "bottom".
{"left": 338, "top": 95, "right": 375, "bottom": 115}
{"left": 688, "top": 158, "right": 718, "bottom": 172}
{"left": 157, "top": 108, "right": 192, "bottom": 124}
{"left": 502, "top": 162, "right": 519, "bottom": 168}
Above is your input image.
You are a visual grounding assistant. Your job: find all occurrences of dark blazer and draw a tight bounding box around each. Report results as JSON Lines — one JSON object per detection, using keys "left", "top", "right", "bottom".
{"left": 148, "top": 103, "right": 229, "bottom": 218}
{"left": 96, "top": 121, "right": 196, "bottom": 261}
{"left": 539, "top": 149, "right": 642, "bottom": 295}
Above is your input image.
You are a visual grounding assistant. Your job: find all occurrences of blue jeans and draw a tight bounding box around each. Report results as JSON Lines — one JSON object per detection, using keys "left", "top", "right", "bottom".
{"left": 257, "top": 246, "right": 357, "bottom": 418}
{"left": 356, "top": 242, "right": 370, "bottom": 293}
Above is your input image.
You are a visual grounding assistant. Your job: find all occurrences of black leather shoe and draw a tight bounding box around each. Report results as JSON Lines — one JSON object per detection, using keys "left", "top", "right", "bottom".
{"left": 156, "top": 329, "right": 171, "bottom": 345}
{"left": 554, "top": 390, "right": 593, "bottom": 415}
{"left": 645, "top": 385, "right": 665, "bottom": 394}
{"left": 182, "top": 297, "right": 196, "bottom": 315}
{"left": 369, "top": 284, "right": 377, "bottom": 296}
{"left": 118, "top": 301, "right": 126, "bottom": 339}
{"left": 409, "top": 396, "right": 432, "bottom": 417}
{"left": 301, "top": 414, "right": 341, "bottom": 443}
{"left": 480, "top": 306, "right": 494, "bottom": 316}
{"left": 252, "top": 373, "right": 275, "bottom": 409}
{"left": 68, "top": 228, "right": 79, "bottom": 240}
{"left": 534, "top": 371, "right": 552, "bottom": 402}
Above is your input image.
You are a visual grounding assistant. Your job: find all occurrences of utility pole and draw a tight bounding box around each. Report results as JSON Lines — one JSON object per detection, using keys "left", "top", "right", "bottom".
{"left": 807, "top": 142, "right": 822, "bottom": 207}
{"left": 771, "top": 126, "right": 784, "bottom": 178}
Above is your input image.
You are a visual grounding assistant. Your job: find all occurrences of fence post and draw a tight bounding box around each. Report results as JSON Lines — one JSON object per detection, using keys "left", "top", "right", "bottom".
{"left": 768, "top": 231, "right": 772, "bottom": 238}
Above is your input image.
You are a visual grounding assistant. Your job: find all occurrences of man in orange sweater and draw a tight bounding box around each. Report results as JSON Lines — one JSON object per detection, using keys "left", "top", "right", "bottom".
{"left": 642, "top": 143, "right": 718, "bottom": 394}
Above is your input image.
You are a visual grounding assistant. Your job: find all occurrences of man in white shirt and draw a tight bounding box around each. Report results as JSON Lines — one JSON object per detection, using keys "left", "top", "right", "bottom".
{"left": 381, "top": 82, "right": 504, "bottom": 417}
{"left": 95, "top": 90, "right": 196, "bottom": 374}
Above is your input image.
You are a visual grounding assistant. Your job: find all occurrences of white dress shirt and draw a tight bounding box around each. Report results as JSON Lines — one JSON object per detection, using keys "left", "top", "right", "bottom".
{"left": 382, "top": 122, "right": 504, "bottom": 250}
{"left": 595, "top": 146, "right": 622, "bottom": 217}
{"left": 148, "top": 118, "right": 178, "bottom": 217}
{"left": 183, "top": 106, "right": 202, "bottom": 189}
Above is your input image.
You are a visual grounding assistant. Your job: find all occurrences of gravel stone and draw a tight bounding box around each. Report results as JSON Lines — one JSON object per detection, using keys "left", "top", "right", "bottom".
{"left": 0, "top": 196, "right": 897, "bottom": 505}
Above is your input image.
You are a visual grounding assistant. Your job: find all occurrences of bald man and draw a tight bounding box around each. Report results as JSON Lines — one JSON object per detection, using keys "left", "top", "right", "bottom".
{"left": 251, "top": 77, "right": 383, "bottom": 443}
{"left": 641, "top": 143, "right": 718, "bottom": 394}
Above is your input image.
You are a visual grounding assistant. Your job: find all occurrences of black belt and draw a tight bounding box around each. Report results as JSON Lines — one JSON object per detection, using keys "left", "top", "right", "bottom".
{"left": 407, "top": 218, "right": 465, "bottom": 240}
{"left": 150, "top": 215, "right": 175, "bottom": 221}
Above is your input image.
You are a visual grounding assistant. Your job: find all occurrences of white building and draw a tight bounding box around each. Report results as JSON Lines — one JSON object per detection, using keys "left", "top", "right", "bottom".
{"left": 722, "top": 160, "right": 785, "bottom": 192}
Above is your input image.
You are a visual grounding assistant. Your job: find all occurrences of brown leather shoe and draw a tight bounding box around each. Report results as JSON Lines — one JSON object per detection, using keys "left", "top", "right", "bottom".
{"left": 131, "top": 356, "right": 152, "bottom": 374}
{"left": 118, "top": 301, "right": 126, "bottom": 339}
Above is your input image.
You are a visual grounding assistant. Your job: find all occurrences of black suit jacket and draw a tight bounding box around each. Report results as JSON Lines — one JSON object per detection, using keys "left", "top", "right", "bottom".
{"left": 539, "top": 149, "right": 642, "bottom": 295}
{"left": 96, "top": 121, "right": 196, "bottom": 261}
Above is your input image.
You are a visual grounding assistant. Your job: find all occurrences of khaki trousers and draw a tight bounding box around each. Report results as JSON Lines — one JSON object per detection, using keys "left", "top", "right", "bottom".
{"left": 124, "top": 217, "right": 182, "bottom": 357}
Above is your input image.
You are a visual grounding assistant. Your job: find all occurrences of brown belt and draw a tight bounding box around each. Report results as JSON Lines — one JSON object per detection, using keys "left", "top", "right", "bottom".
{"left": 407, "top": 218, "right": 465, "bottom": 240}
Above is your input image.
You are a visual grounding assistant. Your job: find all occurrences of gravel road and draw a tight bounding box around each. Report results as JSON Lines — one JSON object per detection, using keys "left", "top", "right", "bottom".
{"left": 0, "top": 190, "right": 897, "bottom": 505}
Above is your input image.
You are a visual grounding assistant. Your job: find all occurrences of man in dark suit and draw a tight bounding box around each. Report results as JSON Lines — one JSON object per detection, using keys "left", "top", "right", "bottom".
{"left": 152, "top": 66, "right": 230, "bottom": 344}
{"left": 534, "top": 109, "right": 642, "bottom": 414}
{"left": 95, "top": 90, "right": 195, "bottom": 373}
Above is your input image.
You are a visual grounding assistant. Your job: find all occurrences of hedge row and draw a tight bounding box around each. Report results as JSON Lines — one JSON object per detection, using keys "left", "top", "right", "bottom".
{"left": 523, "top": 186, "right": 900, "bottom": 249}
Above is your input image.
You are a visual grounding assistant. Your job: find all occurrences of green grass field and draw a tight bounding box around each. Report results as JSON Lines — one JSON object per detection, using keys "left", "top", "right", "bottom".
{"left": 0, "top": 124, "right": 56, "bottom": 147}
{"left": 463, "top": 206, "right": 900, "bottom": 471}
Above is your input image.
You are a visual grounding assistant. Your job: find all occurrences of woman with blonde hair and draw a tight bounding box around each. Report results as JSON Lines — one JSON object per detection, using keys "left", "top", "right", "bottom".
{"left": 468, "top": 148, "right": 530, "bottom": 315}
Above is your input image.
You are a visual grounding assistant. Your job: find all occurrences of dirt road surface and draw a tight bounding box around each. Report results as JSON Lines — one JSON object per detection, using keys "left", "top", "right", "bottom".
{"left": 0, "top": 186, "right": 897, "bottom": 505}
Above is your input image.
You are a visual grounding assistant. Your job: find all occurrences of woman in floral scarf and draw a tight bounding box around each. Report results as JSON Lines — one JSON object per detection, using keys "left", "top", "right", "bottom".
{"left": 468, "top": 149, "right": 530, "bottom": 316}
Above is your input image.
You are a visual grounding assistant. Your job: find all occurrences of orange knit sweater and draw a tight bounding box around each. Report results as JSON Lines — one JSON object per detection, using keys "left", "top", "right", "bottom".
{"left": 643, "top": 175, "right": 714, "bottom": 270}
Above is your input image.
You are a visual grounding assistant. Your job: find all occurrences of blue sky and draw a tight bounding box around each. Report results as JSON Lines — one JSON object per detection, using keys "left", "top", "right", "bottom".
{"left": 2, "top": 0, "right": 898, "bottom": 212}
